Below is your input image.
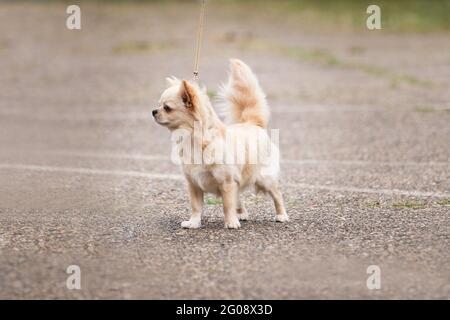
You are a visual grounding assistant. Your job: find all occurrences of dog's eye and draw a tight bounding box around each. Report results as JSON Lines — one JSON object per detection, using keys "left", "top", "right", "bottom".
{"left": 163, "top": 105, "right": 172, "bottom": 112}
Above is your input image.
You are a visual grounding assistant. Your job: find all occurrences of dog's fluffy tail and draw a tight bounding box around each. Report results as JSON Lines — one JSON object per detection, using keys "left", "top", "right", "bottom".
{"left": 218, "top": 59, "right": 270, "bottom": 128}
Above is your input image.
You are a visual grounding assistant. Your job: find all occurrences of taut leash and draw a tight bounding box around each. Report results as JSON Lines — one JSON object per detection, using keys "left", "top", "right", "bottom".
{"left": 193, "top": 0, "right": 207, "bottom": 81}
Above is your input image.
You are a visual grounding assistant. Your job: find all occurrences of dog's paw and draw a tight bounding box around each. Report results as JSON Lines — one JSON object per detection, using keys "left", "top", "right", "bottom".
{"left": 181, "top": 218, "right": 201, "bottom": 229}
{"left": 275, "top": 214, "right": 289, "bottom": 223}
{"left": 237, "top": 209, "right": 249, "bottom": 221}
{"left": 224, "top": 217, "right": 241, "bottom": 229}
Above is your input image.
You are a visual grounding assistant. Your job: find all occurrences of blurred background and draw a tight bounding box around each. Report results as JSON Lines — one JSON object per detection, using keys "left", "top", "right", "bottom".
{"left": 0, "top": 0, "right": 449, "bottom": 299}
{"left": 1, "top": 0, "right": 449, "bottom": 157}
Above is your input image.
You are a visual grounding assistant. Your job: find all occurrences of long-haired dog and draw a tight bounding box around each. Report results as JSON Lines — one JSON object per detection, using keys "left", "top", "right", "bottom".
{"left": 152, "top": 59, "right": 288, "bottom": 229}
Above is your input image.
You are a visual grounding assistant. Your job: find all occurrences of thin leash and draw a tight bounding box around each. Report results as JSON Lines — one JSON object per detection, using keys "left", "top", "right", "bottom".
{"left": 193, "top": 0, "right": 207, "bottom": 81}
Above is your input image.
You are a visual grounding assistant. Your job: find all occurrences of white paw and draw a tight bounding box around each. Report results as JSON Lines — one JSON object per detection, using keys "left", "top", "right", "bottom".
{"left": 276, "top": 214, "right": 289, "bottom": 222}
{"left": 181, "top": 218, "right": 201, "bottom": 229}
{"left": 237, "top": 210, "right": 249, "bottom": 221}
{"left": 224, "top": 216, "right": 241, "bottom": 229}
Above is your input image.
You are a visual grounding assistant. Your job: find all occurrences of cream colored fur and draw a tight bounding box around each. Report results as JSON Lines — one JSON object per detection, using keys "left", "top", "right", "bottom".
{"left": 153, "top": 59, "right": 288, "bottom": 229}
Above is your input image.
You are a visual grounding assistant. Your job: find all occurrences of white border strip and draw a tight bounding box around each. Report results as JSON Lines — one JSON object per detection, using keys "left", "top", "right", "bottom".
{"left": 287, "top": 183, "right": 450, "bottom": 199}
{"left": 3, "top": 149, "right": 449, "bottom": 167}
{"left": 0, "top": 163, "right": 448, "bottom": 198}
{"left": 0, "top": 164, "right": 183, "bottom": 181}
{"left": 282, "top": 159, "right": 450, "bottom": 167}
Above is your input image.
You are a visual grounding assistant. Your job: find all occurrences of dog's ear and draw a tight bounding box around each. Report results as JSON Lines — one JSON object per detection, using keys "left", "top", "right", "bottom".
{"left": 165, "top": 76, "right": 180, "bottom": 88}
{"left": 179, "top": 80, "right": 197, "bottom": 109}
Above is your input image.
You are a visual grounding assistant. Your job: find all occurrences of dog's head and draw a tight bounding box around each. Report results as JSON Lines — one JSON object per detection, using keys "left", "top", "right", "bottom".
{"left": 152, "top": 77, "right": 205, "bottom": 131}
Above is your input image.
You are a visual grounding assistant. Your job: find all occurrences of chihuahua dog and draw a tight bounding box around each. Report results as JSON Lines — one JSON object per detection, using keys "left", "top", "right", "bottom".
{"left": 152, "top": 59, "right": 288, "bottom": 229}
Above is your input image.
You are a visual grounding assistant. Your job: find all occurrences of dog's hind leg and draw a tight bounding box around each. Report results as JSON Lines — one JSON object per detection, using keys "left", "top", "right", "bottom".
{"left": 181, "top": 182, "right": 204, "bottom": 229}
{"left": 269, "top": 186, "right": 289, "bottom": 222}
{"left": 236, "top": 194, "right": 249, "bottom": 221}
{"left": 256, "top": 178, "right": 289, "bottom": 222}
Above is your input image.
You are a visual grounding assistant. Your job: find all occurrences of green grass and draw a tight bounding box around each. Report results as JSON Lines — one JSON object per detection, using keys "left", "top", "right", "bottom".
{"left": 355, "top": 64, "right": 389, "bottom": 77}
{"left": 415, "top": 106, "right": 436, "bottom": 113}
{"left": 394, "top": 74, "right": 432, "bottom": 86}
{"left": 240, "top": 0, "right": 450, "bottom": 32}
{"left": 392, "top": 200, "right": 426, "bottom": 209}
{"left": 241, "top": 39, "right": 343, "bottom": 67}
{"left": 365, "top": 200, "right": 381, "bottom": 208}
{"left": 40, "top": 0, "right": 450, "bottom": 32}
{"left": 240, "top": 37, "right": 432, "bottom": 87}
{"left": 39, "top": 0, "right": 450, "bottom": 32}
{"left": 205, "top": 198, "right": 223, "bottom": 205}
{"left": 414, "top": 105, "right": 450, "bottom": 113}
{"left": 351, "top": 64, "right": 432, "bottom": 87}
{"left": 282, "top": 47, "right": 341, "bottom": 66}
{"left": 112, "top": 41, "right": 175, "bottom": 54}
{"left": 437, "top": 199, "right": 450, "bottom": 206}
{"left": 207, "top": 90, "right": 217, "bottom": 99}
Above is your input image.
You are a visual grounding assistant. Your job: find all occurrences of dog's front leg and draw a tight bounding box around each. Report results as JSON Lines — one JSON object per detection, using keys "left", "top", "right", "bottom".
{"left": 181, "top": 182, "right": 203, "bottom": 229}
{"left": 220, "top": 182, "right": 241, "bottom": 229}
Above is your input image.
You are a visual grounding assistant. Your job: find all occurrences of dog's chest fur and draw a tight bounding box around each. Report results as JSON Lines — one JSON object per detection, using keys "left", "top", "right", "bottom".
{"left": 183, "top": 165, "right": 222, "bottom": 194}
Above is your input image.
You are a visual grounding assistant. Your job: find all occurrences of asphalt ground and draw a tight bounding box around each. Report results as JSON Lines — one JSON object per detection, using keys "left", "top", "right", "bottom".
{"left": 0, "top": 2, "right": 449, "bottom": 299}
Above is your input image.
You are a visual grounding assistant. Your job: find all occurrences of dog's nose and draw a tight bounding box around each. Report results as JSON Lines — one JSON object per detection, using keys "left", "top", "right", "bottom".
{"left": 152, "top": 109, "right": 158, "bottom": 117}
